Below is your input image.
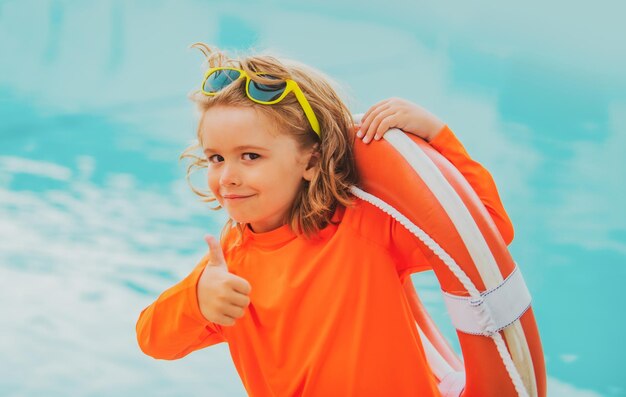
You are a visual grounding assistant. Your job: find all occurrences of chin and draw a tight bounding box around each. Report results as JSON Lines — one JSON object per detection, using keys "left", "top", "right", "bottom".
{"left": 227, "top": 213, "right": 252, "bottom": 225}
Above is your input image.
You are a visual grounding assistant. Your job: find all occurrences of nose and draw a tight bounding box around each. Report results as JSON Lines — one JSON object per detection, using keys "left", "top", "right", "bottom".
{"left": 219, "top": 163, "right": 241, "bottom": 186}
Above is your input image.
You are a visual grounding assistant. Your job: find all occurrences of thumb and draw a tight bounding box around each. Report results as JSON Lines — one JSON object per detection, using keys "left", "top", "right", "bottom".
{"left": 204, "top": 234, "right": 227, "bottom": 269}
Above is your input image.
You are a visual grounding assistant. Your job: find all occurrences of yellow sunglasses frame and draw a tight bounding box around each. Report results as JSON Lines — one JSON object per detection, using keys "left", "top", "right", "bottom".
{"left": 201, "top": 67, "right": 321, "bottom": 137}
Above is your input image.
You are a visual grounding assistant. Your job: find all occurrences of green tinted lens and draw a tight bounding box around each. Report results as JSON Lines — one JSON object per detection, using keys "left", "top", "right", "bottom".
{"left": 247, "top": 78, "right": 287, "bottom": 102}
{"left": 203, "top": 69, "right": 242, "bottom": 93}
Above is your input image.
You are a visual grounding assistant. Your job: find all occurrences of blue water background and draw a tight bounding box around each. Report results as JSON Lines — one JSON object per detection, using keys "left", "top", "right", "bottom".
{"left": 1, "top": 1, "right": 625, "bottom": 396}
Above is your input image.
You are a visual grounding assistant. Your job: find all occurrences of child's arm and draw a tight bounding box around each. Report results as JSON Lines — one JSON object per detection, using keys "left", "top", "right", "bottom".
{"left": 135, "top": 254, "right": 226, "bottom": 360}
{"left": 358, "top": 98, "right": 514, "bottom": 245}
{"left": 427, "top": 126, "right": 514, "bottom": 244}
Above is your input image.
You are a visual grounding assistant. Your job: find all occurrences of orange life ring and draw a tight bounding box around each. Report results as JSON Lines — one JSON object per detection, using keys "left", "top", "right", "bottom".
{"left": 351, "top": 122, "right": 546, "bottom": 397}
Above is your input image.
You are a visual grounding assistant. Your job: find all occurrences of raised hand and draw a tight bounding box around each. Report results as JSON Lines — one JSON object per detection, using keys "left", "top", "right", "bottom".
{"left": 357, "top": 97, "right": 445, "bottom": 144}
{"left": 197, "top": 235, "right": 252, "bottom": 326}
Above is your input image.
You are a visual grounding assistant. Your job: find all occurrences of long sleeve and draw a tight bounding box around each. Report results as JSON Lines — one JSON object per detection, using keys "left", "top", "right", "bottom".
{"left": 428, "top": 125, "right": 514, "bottom": 245}
{"left": 136, "top": 254, "right": 225, "bottom": 360}
{"left": 389, "top": 125, "right": 515, "bottom": 279}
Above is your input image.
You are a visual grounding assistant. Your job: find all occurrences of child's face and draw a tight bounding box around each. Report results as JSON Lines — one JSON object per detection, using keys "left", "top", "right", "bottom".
{"left": 200, "top": 106, "right": 316, "bottom": 233}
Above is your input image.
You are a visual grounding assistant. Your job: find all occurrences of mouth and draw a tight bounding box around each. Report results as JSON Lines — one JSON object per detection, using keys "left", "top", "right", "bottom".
{"left": 222, "top": 194, "right": 254, "bottom": 200}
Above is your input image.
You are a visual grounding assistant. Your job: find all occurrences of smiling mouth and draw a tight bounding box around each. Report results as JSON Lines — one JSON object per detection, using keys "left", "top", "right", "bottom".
{"left": 223, "top": 195, "right": 253, "bottom": 200}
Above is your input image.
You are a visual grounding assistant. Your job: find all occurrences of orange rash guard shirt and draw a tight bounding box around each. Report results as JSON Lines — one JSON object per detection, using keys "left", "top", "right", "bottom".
{"left": 136, "top": 126, "right": 514, "bottom": 397}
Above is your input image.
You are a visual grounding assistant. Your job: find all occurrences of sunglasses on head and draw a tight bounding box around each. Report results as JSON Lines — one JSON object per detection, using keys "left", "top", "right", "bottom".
{"left": 200, "top": 67, "right": 321, "bottom": 137}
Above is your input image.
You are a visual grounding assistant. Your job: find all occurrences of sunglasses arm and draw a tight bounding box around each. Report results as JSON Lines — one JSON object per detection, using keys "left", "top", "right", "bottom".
{"left": 289, "top": 83, "right": 321, "bottom": 136}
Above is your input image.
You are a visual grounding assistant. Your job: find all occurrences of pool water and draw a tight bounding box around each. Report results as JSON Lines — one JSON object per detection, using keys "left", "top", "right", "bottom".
{"left": 1, "top": 1, "right": 625, "bottom": 396}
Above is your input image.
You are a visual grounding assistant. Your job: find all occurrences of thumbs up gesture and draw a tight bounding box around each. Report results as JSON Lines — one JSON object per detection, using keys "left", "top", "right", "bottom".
{"left": 197, "top": 235, "right": 252, "bottom": 326}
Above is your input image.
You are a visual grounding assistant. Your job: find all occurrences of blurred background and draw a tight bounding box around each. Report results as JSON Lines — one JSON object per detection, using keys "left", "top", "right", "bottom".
{"left": 1, "top": 0, "right": 625, "bottom": 396}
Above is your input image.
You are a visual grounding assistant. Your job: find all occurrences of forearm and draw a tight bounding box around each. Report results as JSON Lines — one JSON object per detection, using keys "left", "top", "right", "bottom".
{"left": 136, "top": 257, "right": 224, "bottom": 359}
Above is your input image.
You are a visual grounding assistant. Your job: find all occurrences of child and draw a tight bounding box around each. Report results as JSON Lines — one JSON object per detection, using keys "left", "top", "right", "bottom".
{"left": 136, "top": 43, "right": 514, "bottom": 397}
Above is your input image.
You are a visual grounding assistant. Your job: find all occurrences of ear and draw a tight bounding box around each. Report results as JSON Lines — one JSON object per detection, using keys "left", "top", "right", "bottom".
{"left": 302, "top": 143, "right": 320, "bottom": 182}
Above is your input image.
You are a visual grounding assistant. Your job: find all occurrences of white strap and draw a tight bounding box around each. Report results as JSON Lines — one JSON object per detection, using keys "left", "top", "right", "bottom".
{"left": 442, "top": 266, "right": 531, "bottom": 335}
{"left": 438, "top": 371, "right": 466, "bottom": 397}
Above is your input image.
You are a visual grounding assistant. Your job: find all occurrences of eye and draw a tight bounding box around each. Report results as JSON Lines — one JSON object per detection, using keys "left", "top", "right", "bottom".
{"left": 242, "top": 153, "right": 260, "bottom": 161}
{"left": 207, "top": 154, "right": 224, "bottom": 163}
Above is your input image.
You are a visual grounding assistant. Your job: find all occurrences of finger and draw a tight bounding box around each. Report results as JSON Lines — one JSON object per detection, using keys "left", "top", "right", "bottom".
{"left": 375, "top": 114, "right": 399, "bottom": 139}
{"left": 204, "top": 234, "right": 227, "bottom": 267}
{"left": 360, "top": 106, "right": 388, "bottom": 141}
{"left": 359, "top": 100, "right": 390, "bottom": 138}
{"left": 365, "top": 108, "right": 395, "bottom": 143}
{"left": 361, "top": 98, "right": 391, "bottom": 125}
{"left": 360, "top": 101, "right": 389, "bottom": 133}
{"left": 229, "top": 275, "right": 252, "bottom": 295}
{"left": 230, "top": 291, "right": 251, "bottom": 308}
{"left": 223, "top": 303, "right": 246, "bottom": 319}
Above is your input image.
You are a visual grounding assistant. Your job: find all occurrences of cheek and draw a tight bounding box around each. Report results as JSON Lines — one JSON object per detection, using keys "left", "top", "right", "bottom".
{"left": 273, "top": 168, "right": 306, "bottom": 197}
{"left": 207, "top": 169, "right": 220, "bottom": 194}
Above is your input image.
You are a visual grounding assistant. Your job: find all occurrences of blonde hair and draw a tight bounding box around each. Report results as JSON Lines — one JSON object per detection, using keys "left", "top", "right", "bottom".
{"left": 180, "top": 43, "right": 358, "bottom": 245}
